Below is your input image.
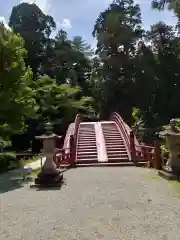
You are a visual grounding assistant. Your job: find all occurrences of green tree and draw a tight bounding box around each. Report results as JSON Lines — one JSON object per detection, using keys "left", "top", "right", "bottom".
{"left": 34, "top": 75, "right": 95, "bottom": 131}
{"left": 152, "top": 0, "right": 180, "bottom": 29}
{"left": 134, "top": 21, "right": 180, "bottom": 128}
{"left": 146, "top": 22, "right": 180, "bottom": 125}
{"left": 152, "top": 0, "right": 180, "bottom": 11}
{"left": 134, "top": 41, "right": 158, "bottom": 126}
{"left": 71, "top": 36, "right": 94, "bottom": 57}
{"left": 0, "top": 23, "right": 36, "bottom": 137}
{"left": 42, "top": 30, "right": 93, "bottom": 94}
{"left": 9, "top": 2, "right": 56, "bottom": 75}
{"left": 87, "top": 56, "right": 105, "bottom": 116}
{"left": 93, "top": 0, "right": 143, "bottom": 122}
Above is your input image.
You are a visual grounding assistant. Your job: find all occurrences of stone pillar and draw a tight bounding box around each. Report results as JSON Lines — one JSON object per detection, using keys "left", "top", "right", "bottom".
{"left": 164, "top": 119, "right": 180, "bottom": 174}
{"left": 34, "top": 122, "right": 63, "bottom": 187}
{"left": 166, "top": 133, "right": 180, "bottom": 174}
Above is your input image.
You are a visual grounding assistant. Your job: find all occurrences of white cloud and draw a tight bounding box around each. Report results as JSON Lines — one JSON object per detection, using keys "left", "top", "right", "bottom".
{"left": 0, "top": 17, "right": 11, "bottom": 30}
{"left": 20, "top": 0, "right": 49, "bottom": 14}
{"left": 58, "top": 18, "right": 72, "bottom": 30}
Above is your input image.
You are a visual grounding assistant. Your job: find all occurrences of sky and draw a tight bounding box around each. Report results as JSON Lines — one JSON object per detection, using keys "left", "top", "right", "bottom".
{"left": 0, "top": 0, "right": 178, "bottom": 48}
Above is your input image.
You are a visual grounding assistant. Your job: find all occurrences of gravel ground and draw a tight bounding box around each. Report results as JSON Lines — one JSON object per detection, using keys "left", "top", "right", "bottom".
{"left": 1, "top": 167, "right": 180, "bottom": 240}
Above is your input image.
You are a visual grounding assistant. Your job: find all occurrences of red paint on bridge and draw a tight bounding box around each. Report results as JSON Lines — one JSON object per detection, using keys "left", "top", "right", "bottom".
{"left": 55, "top": 112, "right": 162, "bottom": 169}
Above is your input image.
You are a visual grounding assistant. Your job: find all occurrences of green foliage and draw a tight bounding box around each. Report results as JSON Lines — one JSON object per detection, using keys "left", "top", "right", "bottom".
{"left": 0, "top": 24, "right": 36, "bottom": 136}
{"left": 132, "top": 108, "right": 142, "bottom": 125}
{"left": 0, "top": 137, "right": 11, "bottom": 152}
{"left": 1, "top": 0, "right": 180, "bottom": 173}
{"left": 9, "top": 2, "right": 56, "bottom": 75}
{"left": 0, "top": 152, "right": 16, "bottom": 172}
{"left": 72, "top": 36, "right": 94, "bottom": 57}
{"left": 152, "top": 1, "right": 180, "bottom": 31}
{"left": 93, "top": 0, "right": 143, "bottom": 122}
{"left": 34, "top": 75, "right": 95, "bottom": 130}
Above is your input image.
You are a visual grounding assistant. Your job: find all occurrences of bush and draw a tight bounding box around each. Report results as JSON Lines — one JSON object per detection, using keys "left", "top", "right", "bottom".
{"left": 0, "top": 137, "right": 11, "bottom": 151}
{"left": 0, "top": 152, "right": 16, "bottom": 173}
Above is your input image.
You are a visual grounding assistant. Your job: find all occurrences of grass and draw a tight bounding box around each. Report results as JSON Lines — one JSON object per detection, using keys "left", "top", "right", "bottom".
{"left": 30, "top": 167, "right": 41, "bottom": 177}
{"left": 0, "top": 155, "right": 41, "bottom": 175}
{"left": 165, "top": 180, "right": 180, "bottom": 198}
{"left": 23, "top": 156, "right": 40, "bottom": 165}
{"left": 142, "top": 169, "right": 180, "bottom": 198}
{"left": 143, "top": 169, "right": 161, "bottom": 180}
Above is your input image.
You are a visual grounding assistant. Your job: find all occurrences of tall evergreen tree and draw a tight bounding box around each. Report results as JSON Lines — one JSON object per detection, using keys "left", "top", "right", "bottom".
{"left": 93, "top": 0, "right": 143, "bottom": 122}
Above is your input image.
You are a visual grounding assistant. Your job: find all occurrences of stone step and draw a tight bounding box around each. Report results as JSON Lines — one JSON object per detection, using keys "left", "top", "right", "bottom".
{"left": 79, "top": 129, "right": 95, "bottom": 131}
{"left": 106, "top": 150, "right": 127, "bottom": 154}
{"left": 73, "top": 162, "right": 137, "bottom": 167}
{"left": 104, "top": 137, "right": 123, "bottom": 140}
{"left": 78, "top": 142, "right": 97, "bottom": 145}
{"left": 107, "top": 155, "right": 129, "bottom": 159}
{"left": 79, "top": 128, "right": 95, "bottom": 130}
{"left": 78, "top": 138, "right": 96, "bottom": 141}
{"left": 78, "top": 133, "right": 96, "bottom": 137}
{"left": 107, "top": 150, "right": 128, "bottom": 155}
{"left": 78, "top": 140, "right": 96, "bottom": 144}
{"left": 102, "top": 128, "right": 118, "bottom": 130}
{"left": 105, "top": 139, "right": 124, "bottom": 144}
{"left": 106, "top": 148, "right": 127, "bottom": 151}
{"left": 77, "top": 152, "right": 97, "bottom": 156}
{"left": 78, "top": 137, "right": 96, "bottom": 140}
{"left": 60, "top": 162, "right": 146, "bottom": 168}
{"left": 107, "top": 157, "right": 129, "bottom": 162}
{"left": 105, "top": 146, "right": 126, "bottom": 149}
{"left": 77, "top": 150, "right": 97, "bottom": 154}
{"left": 77, "top": 151, "right": 98, "bottom": 155}
{"left": 104, "top": 134, "right": 122, "bottom": 137}
{"left": 105, "top": 141, "right": 124, "bottom": 144}
{"left": 78, "top": 146, "right": 97, "bottom": 149}
{"left": 103, "top": 134, "right": 122, "bottom": 136}
{"left": 107, "top": 154, "right": 128, "bottom": 159}
{"left": 103, "top": 130, "right": 120, "bottom": 132}
{"left": 76, "top": 159, "right": 98, "bottom": 164}
{"left": 78, "top": 145, "right": 97, "bottom": 148}
{"left": 79, "top": 132, "right": 95, "bottom": 135}
{"left": 79, "top": 130, "right": 95, "bottom": 132}
{"left": 105, "top": 139, "right": 124, "bottom": 142}
{"left": 105, "top": 145, "right": 126, "bottom": 148}
{"left": 76, "top": 155, "right": 98, "bottom": 161}
{"left": 79, "top": 133, "right": 96, "bottom": 135}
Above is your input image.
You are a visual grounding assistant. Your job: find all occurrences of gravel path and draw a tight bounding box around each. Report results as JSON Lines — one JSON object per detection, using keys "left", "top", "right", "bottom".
{"left": 1, "top": 167, "right": 180, "bottom": 240}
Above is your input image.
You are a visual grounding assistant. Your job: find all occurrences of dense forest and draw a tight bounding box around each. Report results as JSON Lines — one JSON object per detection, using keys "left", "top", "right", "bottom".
{"left": 0, "top": 0, "right": 180, "bottom": 168}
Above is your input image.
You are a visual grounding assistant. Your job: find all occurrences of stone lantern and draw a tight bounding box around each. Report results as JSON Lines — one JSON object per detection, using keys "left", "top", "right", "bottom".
{"left": 34, "top": 122, "right": 63, "bottom": 187}
{"left": 161, "top": 119, "right": 180, "bottom": 175}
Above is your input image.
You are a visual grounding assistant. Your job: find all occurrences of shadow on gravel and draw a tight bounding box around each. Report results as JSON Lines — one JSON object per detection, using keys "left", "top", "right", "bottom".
{"left": 0, "top": 169, "right": 30, "bottom": 194}
{"left": 31, "top": 179, "right": 66, "bottom": 192}
{"left": 0, "top": 168, "right": 69, "bottom": 194}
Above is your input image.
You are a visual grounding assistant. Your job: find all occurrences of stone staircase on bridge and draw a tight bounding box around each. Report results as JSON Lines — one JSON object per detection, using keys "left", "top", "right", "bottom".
{"left": 76, "top": 123, "right": 98, "bottom": 164}
{"left": 76, "top": 122, "right": 130, "bottom": 165}
{"left": 101, "top": 122, "right": 129, "bottom": 163}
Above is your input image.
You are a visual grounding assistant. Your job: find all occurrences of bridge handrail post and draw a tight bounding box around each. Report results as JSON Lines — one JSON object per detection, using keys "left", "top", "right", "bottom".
{"left": 71, "top": 114, "right": 81, "bottom": 165}
{"left": 130, "top": 131, "right": 136, "bottom": 162}
{"left": 69, "top": 134, "right": 74, "bottom": 164}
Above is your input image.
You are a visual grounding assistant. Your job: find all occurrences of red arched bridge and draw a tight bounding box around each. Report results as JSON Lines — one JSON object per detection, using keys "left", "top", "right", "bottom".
{"left": 54, "top": 112, "right": 162, "bottom": 168}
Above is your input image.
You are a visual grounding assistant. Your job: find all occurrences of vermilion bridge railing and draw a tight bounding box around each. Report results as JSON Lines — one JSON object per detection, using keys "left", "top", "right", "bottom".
{"left": 110, "top": 112, "right": 162, "bottom": 169}
{"left": 54, "top": 114, "right": 81, "bottom": 167}
{"left": 54, "top": 112, "right": 162, "bottom": 169}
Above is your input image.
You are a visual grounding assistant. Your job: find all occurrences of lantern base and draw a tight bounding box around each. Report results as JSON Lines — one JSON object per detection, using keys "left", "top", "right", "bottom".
{"left": 34, "top": 169, "right": 63, "bottom": 187}
{"left": 158, "top": 166, "right": 180, "bottom": 180}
